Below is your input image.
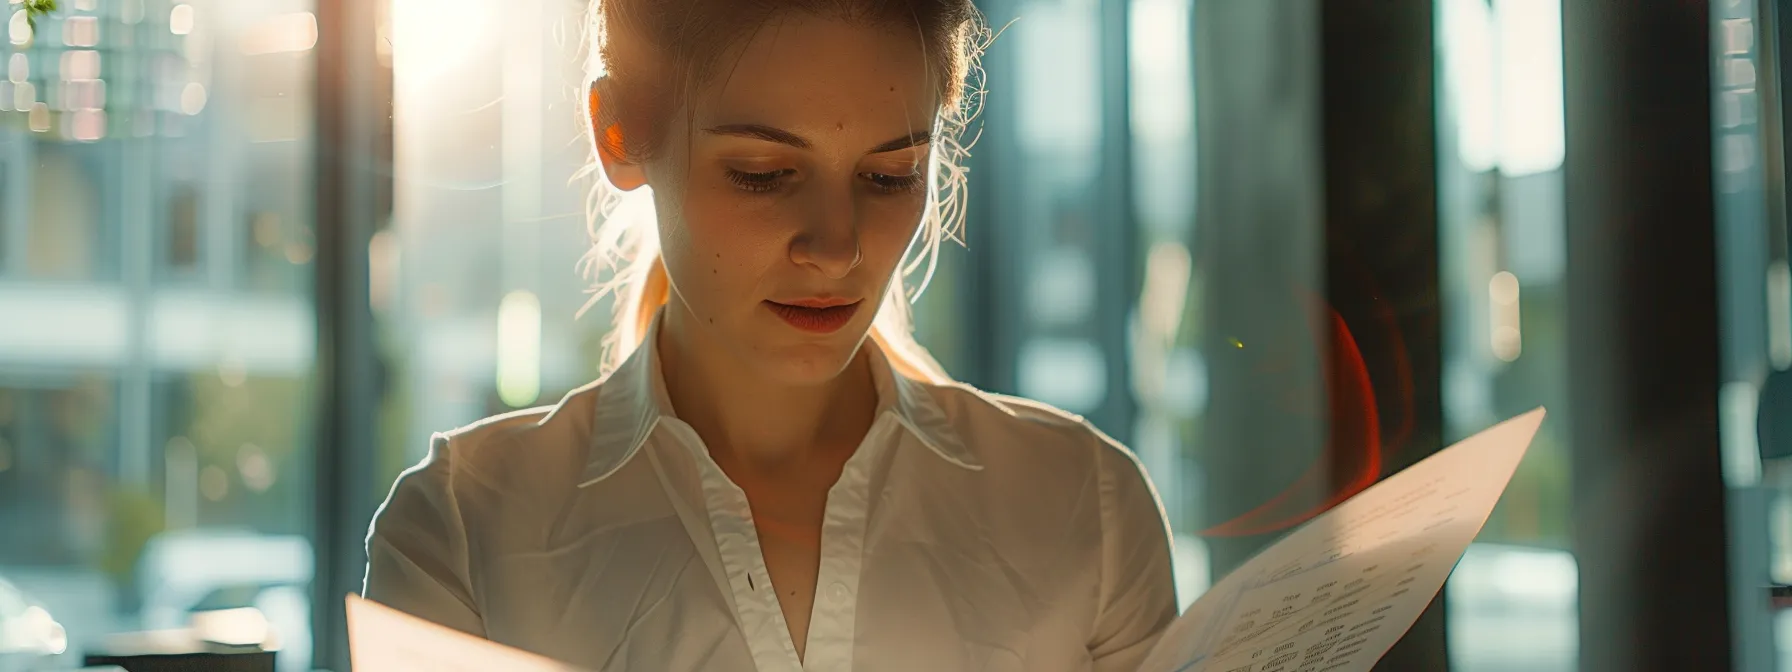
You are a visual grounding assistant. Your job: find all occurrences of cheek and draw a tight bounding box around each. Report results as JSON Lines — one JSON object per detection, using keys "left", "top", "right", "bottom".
{"left": 661, "top": 188, "right": 791, "bottom": 297}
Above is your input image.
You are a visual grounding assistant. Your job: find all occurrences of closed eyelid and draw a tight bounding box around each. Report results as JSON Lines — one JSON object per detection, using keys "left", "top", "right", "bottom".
{"left": 701, "top": 123, "right": 932, "bottom": 156}
{"left": 864, "top": 150, "right": 926, "bottom": 172}
{"left": 719, "top": 156, "right": 794, "bottom": 169}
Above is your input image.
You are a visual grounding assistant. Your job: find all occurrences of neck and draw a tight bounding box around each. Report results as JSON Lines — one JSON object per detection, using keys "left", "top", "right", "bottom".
{"left": 656, "top": 305, "right": 880, "bottom": 471}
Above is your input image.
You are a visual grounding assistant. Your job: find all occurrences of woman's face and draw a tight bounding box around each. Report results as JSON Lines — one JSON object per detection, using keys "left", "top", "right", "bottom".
{"left": 611, "top": 15, "right": 939, "bottom": 385}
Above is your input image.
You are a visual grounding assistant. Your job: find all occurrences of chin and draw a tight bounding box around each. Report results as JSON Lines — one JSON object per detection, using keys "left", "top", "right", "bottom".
{"left": 740, "top": 322, "right": 870, "bottom": 386}
{"left": 749, "top": 339, "right": 862, "bottom": 386}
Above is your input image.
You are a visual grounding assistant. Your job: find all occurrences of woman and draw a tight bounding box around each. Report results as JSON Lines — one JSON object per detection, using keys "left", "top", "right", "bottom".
{"left": 363, "top": 1, "right": 1177, "bottom": 670}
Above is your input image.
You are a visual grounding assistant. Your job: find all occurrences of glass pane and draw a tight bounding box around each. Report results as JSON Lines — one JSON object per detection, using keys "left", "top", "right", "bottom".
{"left": 1005, "top": 0, "right": 1111, "bottom": 420}
{"left": 20, "top": 142, "right": 116, "bottom": 280}
{"left": 379, "top": 0, "right": 602, "bottom": 487}
{"left": 1713, "top": 0, "right": 1791, "bottom": 668}
{"left": 0, "top": 1, "right": 318, "bottom": 670}
{"left": 1434, "top": 0, "right": 1577, "bottom": 670}
{"left": 1125, "top": 0, "right": 1205, "bottom": 610}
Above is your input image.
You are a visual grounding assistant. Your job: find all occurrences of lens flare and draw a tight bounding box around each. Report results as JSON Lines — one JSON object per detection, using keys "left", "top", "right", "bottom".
{"left": 1202, "top": 278, "right": 1415, "bottom": 538}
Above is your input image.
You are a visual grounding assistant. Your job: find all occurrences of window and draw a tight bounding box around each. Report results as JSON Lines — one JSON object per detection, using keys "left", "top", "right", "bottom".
{"left": 24, "top": 142, "right": 111, "bottom": 280}
{"left": 0, "top": 2, "right": 319, "bottom": 670}
{"left": 377, "top": 0, "right": 599, "bottom": 485}
{"left": 1710, "top": 0, "right": 1792, "bottom": 666}
{"left": 1124, "top": 0, "right": 1204, "bottom": 607}
{"left": 1434, "top": 0, "right": 1576, "bottom": 670}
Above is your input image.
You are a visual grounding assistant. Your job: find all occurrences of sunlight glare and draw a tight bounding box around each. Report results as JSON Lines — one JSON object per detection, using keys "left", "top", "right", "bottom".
{"left": 391, "top": 0, "right": 495, "bottom": 88}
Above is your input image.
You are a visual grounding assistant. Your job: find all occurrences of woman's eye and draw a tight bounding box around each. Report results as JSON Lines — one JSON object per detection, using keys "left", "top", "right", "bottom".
{"left": 862, "top": 171, "right": 925, "bottom": 194}
{"left": 725, "top": 168, "right": 792, "bottom": 193}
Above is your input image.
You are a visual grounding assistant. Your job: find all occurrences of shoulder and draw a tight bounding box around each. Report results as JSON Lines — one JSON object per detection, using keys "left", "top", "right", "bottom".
{"left": 907, "top": 379, "right": 1170, "bottom": 556}
{"left": 432, "top": 401, "right": 564, "bottom": 460}
{"left": 919, "top": 379, "right": 1145, "bottom": 473}
{"left": 435, "top": 404, "right": 557, "bottom": 454}
{"left": 426, "top": 404, "right": 571, "bottom": 478}
{"left": 923, "top": 377, "right": 1084, "bottom": 427}
{"left": 383, "top": 382, "right": 606, "bottom": 511}
{"left": 915, "top": 382, "right": 1167, "bottom": 543}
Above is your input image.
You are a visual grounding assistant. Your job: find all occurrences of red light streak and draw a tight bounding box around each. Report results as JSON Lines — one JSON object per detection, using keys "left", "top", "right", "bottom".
{"left": 1200, "top": 286, "right": 1414, "bottom": 538}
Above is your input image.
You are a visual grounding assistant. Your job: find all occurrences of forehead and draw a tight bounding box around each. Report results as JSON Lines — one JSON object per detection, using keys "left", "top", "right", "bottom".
{"left": 691, "top": 13, "right": 941, "bottom": 133}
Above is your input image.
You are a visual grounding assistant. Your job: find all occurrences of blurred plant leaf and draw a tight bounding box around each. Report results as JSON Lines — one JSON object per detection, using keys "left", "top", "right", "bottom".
{"left": 22, "top": 0, "right": 58, "bottom": 31}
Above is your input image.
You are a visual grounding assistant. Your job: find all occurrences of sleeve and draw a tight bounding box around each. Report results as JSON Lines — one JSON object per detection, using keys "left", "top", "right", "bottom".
{"left": 362, "top": 433, "right": 486, "bottom": 636}
{"left": 1087, "top": 429, "right": 1179, "bottom": 671}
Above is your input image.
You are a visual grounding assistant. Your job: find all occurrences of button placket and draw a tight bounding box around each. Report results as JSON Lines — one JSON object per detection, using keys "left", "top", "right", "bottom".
{"left": 799, "top": 418, "right": 887, "bottom": 670}
{"left": 679, "top": 420, "right": 805, "bottom": 672}
{"left": 828, "top": 581, "right": 850, "bottom": 605}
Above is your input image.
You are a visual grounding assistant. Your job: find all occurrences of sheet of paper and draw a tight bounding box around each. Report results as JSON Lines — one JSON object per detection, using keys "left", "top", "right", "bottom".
{"left": 1136, "top": 407, "right": 1547, "bottom": 672}
{"left": 346, "top": 595, "right": 587, "bottom": 672}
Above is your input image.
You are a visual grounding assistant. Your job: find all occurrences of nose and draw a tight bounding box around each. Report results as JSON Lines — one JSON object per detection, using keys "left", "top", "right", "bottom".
{"left": 789, "top": 182, "right": 862, "bottom": 280}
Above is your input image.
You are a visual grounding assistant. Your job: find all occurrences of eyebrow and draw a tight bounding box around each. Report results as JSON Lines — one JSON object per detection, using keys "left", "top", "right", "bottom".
{"left": 701, "top": 124, "right": 933, "bottom": 154}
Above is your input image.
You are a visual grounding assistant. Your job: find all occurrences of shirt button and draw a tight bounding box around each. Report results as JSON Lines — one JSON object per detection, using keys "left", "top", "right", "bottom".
{"left": 828, "top": 582, "right": 850, "bottom": 604}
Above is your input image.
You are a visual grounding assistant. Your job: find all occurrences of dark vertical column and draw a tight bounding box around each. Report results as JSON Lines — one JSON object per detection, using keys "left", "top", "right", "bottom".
{"left": 1197, "top": 0, "right": 1446, "bottom": 663}
{"left": 1318, "top": 1, "right": 1444, "bottom": 668}
{"left": 1193, "top": 0, "right": 1330, "bottom": 575}
{"left": 1093, "top": 0, "right": 1140, "bottom": 442}
{"left": 1562, "top": 1, "right": 1733, "bottom": 670}
{"left": 312, "top": 0, "right": 392, "bottom": 669}
{"left": 1766, "top": 0, "right": 1790, "bottom": 261}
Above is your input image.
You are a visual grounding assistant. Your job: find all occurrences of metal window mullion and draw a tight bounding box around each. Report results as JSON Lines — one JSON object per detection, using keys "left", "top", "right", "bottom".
{"left": 311, "top": 0, "right": 391, "bottom": 668}
{"left": 1095, "top": 0, "right": 1138, "bottom": 444}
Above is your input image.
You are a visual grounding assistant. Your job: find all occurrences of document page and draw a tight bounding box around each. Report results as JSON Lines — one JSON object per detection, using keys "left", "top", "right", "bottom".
{"left": 346, "top": 595, "right": 587, "bottom": 672}
{"left": 1136, "top": 408, "right": 1547, "bottom": 672}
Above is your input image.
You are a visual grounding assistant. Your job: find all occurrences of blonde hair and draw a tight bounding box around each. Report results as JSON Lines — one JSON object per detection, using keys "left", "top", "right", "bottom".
{"left": 574, "top": 0, "right": 987, "bottom": 384}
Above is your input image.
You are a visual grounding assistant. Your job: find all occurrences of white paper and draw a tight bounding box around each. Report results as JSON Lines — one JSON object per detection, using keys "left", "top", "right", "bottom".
{"left": 349, "top": 408, "right": 1545, "bottom": 672}
{"left": 346, "top": 595, "right": 584, "bottom": 672}
{"left": 1136, "top": 407, "right": 1547, "bottom": 672}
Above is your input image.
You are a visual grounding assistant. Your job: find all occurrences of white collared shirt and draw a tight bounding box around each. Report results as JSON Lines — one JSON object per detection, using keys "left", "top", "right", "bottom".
{"left": 363, "top": 317, "right": 1177, "bottom": 671}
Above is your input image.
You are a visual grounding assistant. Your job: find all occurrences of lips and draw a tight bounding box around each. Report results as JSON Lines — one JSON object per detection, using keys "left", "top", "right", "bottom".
{"left": 765, "top": 299, "right": 861, "bottom": 333}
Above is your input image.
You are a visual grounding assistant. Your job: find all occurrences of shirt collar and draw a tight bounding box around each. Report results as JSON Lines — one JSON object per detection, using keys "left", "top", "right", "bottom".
{"left": 577, "top": 309, "right": 977, "bottom": 487}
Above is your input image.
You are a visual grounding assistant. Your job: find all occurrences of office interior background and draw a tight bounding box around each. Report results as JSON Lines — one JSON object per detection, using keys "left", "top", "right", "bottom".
{"left": 0, "top": 0, "right": 1773, "bottom": 670}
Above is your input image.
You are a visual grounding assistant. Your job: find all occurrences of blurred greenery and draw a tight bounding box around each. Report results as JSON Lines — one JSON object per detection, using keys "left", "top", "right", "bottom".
{"left": 184, "top": 373, "right": 311, "bottom": 534}
{"left": 22, "top": 0, "right": 57, "bottom": 30}
{"left": 102, "top": 486, "right": 164, "bottom": 584}
{"left": 374, "top": 334, "right": 413, "bottom": 503}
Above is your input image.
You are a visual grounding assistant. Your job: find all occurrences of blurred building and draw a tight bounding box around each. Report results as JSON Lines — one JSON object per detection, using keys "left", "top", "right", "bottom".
{"left": 0, "top": 0, "right": 319, "bottom": 667}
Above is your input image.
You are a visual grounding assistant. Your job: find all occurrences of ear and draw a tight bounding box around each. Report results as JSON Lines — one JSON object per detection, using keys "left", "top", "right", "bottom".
{"left": 589, "top": 78, "right": 648, "bottom": 192}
